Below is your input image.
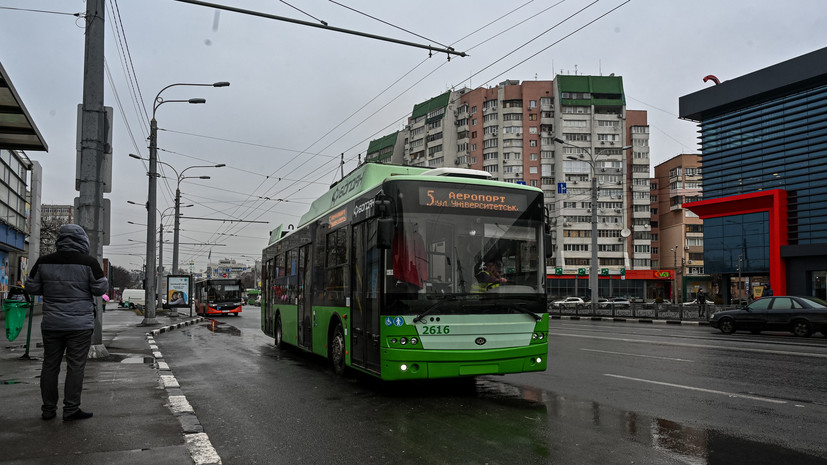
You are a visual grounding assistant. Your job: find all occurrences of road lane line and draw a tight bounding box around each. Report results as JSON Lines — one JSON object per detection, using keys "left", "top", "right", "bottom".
{"left": 581, "top": 348, "right": 694, "bottom": 362}
{"left": 604, "top": 374, "right": 788, "bottom": 404}
{"left": 551, "top": 331, "right": 827, "bottom": 359}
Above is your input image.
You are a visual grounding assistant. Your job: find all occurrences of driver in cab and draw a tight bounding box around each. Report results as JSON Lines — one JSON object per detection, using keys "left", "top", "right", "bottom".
{"left": 474, "top": 259, "right": 507, "bottom": 292}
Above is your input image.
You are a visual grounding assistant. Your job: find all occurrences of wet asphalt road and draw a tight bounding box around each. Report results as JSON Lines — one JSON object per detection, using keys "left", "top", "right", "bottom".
{"left": 155, "top": 308, "right": 827, "bottom": 464}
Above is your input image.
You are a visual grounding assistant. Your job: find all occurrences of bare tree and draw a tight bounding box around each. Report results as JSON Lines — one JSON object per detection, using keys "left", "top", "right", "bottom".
{"left": 240, "top": 271, "right": 256, "bottom": 289}
{"left": 40, "top": 217, "right": 66, "bottom": 255}
{"left": 110, "top": 265, "right": 135, "bottom": 290}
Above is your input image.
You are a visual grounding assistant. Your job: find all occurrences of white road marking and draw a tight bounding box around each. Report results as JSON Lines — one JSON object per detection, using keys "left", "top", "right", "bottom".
{"left": 550, "top": 331, "right": 827, "bottom": 359}
{"left": 605, "top": 374, "right": 787, "bottom": 404}
{"left": 581, "top": 348, "right": 694, "bottom": 362}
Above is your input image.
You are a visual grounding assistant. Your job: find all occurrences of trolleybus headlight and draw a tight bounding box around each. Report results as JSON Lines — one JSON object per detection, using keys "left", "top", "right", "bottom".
{"left": 535, "top": 357, "right": 542, "bottom": 364}
{"left": 391, "top": 338, "right": 398, "bottom": 344}
{"left": 401, "top": 364, "right": 408, "bottom": 371}
{"left": 400, "top": 337, "right": 408, "bottom": 345}
{"left": 538, "top": 333, "right": 545, "bottom": 340}
{"left": 410, "top": 337, "right": 419, "bottom": 345}
{"left": 532, "top": 333, "right": 538, "bottom": 340}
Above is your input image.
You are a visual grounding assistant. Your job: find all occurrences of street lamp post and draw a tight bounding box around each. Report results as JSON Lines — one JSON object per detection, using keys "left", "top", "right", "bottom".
{"left": 672, "top": 245, "right": 679, "bottom": 303}
{"left": 173, "top": 164, "right": 225, "bottom": 273}
{"left": 555, "top": 137, "right": 631, "bottom": 313}
{"left": 129, "top": 204, "right": 187, "bottom": 309}
{"left": 139, "top": 81, "right": 229, "bottom": 326}
{"left": 129, "top": 155, "right": 224, "bottom": 277}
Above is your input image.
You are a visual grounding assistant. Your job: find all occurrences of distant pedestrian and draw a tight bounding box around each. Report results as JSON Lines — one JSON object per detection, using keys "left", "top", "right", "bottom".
{"left": 764, "top": 286, "right": 773, "bottom": 296}
{"left": 25, "top": 224, "right": 108, "bottom": 421}
{"left": 696, "top": 288, "right": 708, "bottom": 318}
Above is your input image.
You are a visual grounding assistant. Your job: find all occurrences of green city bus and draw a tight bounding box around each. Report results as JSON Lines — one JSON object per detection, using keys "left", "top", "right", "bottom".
{"left": 261, "top": 163, "right": 550, "bottom": 380}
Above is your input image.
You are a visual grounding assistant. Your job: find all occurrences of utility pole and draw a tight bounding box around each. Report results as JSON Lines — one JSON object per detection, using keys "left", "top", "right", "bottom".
{"left": 76, "top": 0, "right": 108, "bottom": 358}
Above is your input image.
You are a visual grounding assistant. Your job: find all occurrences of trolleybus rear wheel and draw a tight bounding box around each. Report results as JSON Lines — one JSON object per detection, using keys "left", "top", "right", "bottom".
{"left": 274, "top": 314, "right": 283, "bottom": 349}
{"left": 330, "top": 321, "right": 346, "bottom": 376}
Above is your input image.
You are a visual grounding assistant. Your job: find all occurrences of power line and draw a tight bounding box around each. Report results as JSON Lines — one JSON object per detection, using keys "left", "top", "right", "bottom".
{"left": 174, "top": 0, "right": 466, "bottom": 57}
{"left": 0, "top": 6, "right": 80, "bottom": 16}
{"left": 328, "top": 0, "right": 451, "bottom": 49}
{"left": 278, "top": 0, "right": 327, "bottom": 26}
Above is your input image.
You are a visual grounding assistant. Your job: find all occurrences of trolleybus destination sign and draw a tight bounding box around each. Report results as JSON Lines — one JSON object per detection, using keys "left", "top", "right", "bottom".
{"left": 419, "top": 187, "right": 527, "bottom": 212}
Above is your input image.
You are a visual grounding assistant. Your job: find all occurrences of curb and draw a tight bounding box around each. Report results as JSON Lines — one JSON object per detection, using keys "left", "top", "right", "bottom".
{"left": 145, "top": 317, "right": 223, "bottom": 465}
{"left": 552, "top": 315, "right": 711, "bottom": 326}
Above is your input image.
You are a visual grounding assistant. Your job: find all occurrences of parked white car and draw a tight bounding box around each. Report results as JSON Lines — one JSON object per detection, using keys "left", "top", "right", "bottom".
{"left": 600, "top": 297, "right": 631, "bottom": 309}
{"left": 552, "top": 297, "right": 586, "bottom": 310}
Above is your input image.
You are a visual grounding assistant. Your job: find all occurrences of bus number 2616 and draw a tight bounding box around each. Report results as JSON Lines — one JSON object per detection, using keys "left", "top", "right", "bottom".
{"left": 421, "top": 325, "right": 450, "bottom": 335}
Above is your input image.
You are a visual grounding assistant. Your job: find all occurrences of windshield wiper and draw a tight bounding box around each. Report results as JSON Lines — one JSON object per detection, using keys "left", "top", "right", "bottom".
{"left": 508, "top": 303, "right": 542, "bottom": 321}
{"left": 413, "top": 295, "right": 456, "bottom": 323}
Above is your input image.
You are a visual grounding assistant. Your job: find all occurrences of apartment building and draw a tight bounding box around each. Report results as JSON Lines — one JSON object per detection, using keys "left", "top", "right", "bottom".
{"left": 366, "top": 75, "right": 671, "bottom": 297}
{"left": 365, "top": 76, "right": 667, "bottom": 299}
{"left": 653, "top": 154, "right": 707, "bottom": 303}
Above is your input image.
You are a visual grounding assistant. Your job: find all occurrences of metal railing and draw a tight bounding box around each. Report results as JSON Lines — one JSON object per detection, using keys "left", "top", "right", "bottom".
{"left": 547, "top": 302, "right": 740, "bottom": 321}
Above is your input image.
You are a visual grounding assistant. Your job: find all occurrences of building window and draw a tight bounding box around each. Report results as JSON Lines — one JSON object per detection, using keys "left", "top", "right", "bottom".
{"left": 561, "top": 106, "right": 590, "bottom": 114}
{"left": 564, "top": 133, "right": 590, "bottom": 142}
{"left": 562, "top": 119, "right": 588, "bottom": 128}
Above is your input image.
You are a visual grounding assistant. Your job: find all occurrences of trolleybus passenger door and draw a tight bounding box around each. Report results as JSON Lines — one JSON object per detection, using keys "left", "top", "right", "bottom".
{"left": 351, "top": 221, "right": 381, "bottom": 374}
{"left": 297, "top": 245, "right": 312, "bottom": 350}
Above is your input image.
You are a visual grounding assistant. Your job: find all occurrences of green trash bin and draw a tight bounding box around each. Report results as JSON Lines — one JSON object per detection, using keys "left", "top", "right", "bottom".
{"left": 4, "top": 299, "right": 30, "bottom": 342}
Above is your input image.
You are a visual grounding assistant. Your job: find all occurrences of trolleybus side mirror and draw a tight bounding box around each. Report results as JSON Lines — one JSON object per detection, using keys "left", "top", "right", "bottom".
{"left": 377, "top": 217, "right": 394, "bottom": 249}
{"left": 375, "top": 193, "right": 394, "bottom": 249}
{"left": 543, "top": 206, "right": 553, "bottom": 258}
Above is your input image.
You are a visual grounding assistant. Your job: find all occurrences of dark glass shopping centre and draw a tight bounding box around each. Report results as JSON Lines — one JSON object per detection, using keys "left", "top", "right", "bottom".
{"left": 680, "top": 47, "right": 827, "bottom": 301}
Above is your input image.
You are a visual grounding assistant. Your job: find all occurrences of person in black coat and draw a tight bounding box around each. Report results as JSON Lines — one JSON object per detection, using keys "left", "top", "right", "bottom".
{"left": 696, "top": 288, "right": 708, "bottom": 318}
{"left": 25, "top": 224, "right": 108, "bottom": 421}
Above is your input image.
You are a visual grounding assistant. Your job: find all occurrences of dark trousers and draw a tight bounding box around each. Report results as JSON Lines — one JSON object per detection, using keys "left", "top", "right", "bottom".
{"left": 40, "top": 329, "right": 93, "bottom": 416}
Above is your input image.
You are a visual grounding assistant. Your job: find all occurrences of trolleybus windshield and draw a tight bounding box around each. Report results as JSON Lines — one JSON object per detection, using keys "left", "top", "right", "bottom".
{"left": 382, "top": 183, "right": 545, "bottom": 318}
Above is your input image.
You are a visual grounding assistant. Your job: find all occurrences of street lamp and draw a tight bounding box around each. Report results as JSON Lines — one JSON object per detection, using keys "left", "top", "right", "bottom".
{"left": 129, "top": 155, "right": 224, "bottom": 275}
{"left": 129, "top": 203, "right": 189, "bottom": 311}
{"left": 555, "top": 137, "right": 632, "bottom": 313}
{"left": 672, "top": 245, "right": 679, "bottom": 303}
{"left": 137, "top": 81, "right": 229, "bottom": 326}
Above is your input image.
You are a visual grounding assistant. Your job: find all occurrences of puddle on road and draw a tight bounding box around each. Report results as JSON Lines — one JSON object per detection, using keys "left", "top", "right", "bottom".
{"left": 202, "top": 319, "right": 242, "bottom": 336}
{"left": 470, "top": 379, "right": 827, "bottom": 465}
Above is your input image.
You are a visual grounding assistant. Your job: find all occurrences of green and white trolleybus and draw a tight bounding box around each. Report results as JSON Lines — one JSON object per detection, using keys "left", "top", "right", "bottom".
{"left": 261, "top": 163, "right": 550, "bottom": 380}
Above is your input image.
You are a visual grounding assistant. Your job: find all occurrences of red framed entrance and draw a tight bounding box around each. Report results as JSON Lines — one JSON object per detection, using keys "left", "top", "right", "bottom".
{"left": 683, "top": 189, "right": 787, "bottom": 295}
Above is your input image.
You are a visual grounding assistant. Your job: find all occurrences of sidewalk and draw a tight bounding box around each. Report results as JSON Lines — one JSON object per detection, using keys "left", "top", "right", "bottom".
{"left": 0, "top": 305, "right": 205, "bottom": 465}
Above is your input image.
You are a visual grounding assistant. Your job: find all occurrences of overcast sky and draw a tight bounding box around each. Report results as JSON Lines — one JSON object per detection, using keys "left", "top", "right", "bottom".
{"left": 1, "top": 0, "right": 825, "bottom": 272}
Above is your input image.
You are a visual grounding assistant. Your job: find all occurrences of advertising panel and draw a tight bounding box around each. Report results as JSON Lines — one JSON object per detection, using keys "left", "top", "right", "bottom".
{"left": 166, "top": 275, "right": 192, "bottom": 308}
